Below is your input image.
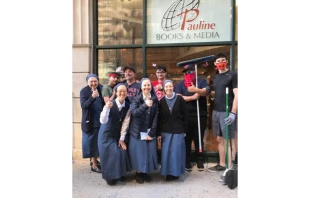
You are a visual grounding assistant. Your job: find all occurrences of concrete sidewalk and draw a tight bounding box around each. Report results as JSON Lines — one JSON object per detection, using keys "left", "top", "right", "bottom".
{"left": 73, "top": 160, "right": 238, "bottom": 198}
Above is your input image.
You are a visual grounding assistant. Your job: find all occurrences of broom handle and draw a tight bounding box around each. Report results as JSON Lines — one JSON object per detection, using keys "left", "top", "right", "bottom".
{"left": 225, "top": 87, "right": 229, "bottom": 169}
{"left": 195, "top": 64, "right": 202, "bottom": 152}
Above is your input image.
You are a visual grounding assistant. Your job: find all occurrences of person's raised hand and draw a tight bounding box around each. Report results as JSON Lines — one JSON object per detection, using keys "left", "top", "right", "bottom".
{"left": 105, "top": 100, "right": 113, "bottom": 109}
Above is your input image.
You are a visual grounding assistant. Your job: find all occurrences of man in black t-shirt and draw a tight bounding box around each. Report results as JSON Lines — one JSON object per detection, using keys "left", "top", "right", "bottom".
{"left": 175, "top": 64, "right": 210, "bottom": 172}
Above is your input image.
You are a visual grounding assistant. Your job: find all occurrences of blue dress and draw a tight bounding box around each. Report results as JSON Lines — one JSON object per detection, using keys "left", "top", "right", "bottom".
{"left": 158, "top": 94, "right": 187, "bottom": 177}
{"left": 80, "top": 85, "right": 104, "bottom": 158}
{"left": 98, "top": 101, "right": 132, "bottom": 180}
{"left": 128, "top": 93, "right": 159, "bottom": 173}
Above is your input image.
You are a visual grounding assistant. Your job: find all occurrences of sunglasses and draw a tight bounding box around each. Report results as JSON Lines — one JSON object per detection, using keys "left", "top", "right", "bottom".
{"left": 184, "top": 70, "right": 194, "bottom": 74}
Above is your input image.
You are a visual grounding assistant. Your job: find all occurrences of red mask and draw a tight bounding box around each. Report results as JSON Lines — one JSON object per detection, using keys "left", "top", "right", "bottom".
{"left": 184, "top": 73, "right": 196, "bottom": 88}
{"left": 215, "top": 62, "right": 227, "bottom": 70}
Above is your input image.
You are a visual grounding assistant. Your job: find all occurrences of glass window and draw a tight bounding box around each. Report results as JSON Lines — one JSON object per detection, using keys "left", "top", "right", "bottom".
{"left": 98, "top": 0, "right": 143, "bottom": 45}
{"left": 235, "top": 2, "right": 238, "bottom": 41}
{"left": 146, "top": 46, "right": 231, "bottom": 85}
{"left": 98, "top": 48, "right": 143, "bottom": 84}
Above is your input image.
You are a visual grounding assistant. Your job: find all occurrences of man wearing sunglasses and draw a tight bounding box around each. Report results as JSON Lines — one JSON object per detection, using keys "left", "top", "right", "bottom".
{"left": 175, "top": 64, "right": 210, "bottom": 172}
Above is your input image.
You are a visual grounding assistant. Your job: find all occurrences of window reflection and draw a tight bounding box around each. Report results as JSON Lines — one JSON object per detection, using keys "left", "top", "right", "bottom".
{"left": 146, "top": 46, "right": 231, "bottom": 85}
{"left": 98, "top": 0, "right": 143, "bottom": 45}
{"left": 98, "top": 48, "right": 143, "bottom": 84}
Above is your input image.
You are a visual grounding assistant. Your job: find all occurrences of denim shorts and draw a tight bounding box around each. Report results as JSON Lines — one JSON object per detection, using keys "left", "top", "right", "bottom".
{"left": 212, "top": 110, "right": 237, "bottom": 139}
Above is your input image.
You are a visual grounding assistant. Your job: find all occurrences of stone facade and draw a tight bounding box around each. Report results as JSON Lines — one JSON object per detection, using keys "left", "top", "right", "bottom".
{"left": 72, "top": 0, "right": 93, "bottom": 160}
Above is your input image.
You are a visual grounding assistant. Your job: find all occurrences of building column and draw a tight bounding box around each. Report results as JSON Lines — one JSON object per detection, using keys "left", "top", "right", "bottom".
{"left": 72, "top": 0, "right": 93, "bottom": 160}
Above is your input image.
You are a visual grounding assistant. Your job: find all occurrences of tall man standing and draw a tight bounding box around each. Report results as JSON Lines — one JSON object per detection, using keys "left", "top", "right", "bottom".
{"left": 175, "top": 64, "right": 210, "bottom": 171}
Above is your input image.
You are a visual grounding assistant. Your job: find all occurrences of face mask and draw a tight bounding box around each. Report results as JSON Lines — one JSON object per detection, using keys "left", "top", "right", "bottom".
{"left": 184, "top": 72, "right": 196, "bottom": 88}
{"left": 215, "top": 62, "right": 227, "bottom": 70}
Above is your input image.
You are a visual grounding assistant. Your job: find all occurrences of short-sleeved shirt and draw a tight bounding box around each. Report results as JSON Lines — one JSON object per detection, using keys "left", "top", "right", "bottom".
{"left": 101, "top": 84, "right": 113, "bottom": 98}
{"left": 213, "top": 70, "right": 238, "bottom": 112}
{"left": 152, "top": 80, "right": 165, "bottom": 100}
{"left": 124, "top": 81, "right": 140, "bottom": 103}
{"left": 175, "top": 78, "right": 208, "bottom": 116}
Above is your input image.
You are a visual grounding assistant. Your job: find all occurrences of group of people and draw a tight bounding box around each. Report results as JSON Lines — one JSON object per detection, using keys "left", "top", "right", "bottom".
{"left": 79, "top": 53, "right": 238, "bottom": 186}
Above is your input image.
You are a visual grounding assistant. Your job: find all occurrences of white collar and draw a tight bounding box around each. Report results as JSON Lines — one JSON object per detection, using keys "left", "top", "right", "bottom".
{"left": 143, "top": 93, "right": 152, "bottom": 101}
{"left": 115, "top": 98, "right": 126, "bottom": 109}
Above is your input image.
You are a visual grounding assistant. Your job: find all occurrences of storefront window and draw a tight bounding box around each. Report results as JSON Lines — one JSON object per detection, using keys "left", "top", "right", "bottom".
{"left": 146, "top": 45, "right": 230, "bottom": 84}
{"left": 235, "top": 1, "right": 238, "bottom": 41}
{"left": 98, "top": 48, "right": 143, "bottom": 84}
{"left": 97, "top": 0, "right": 143, "bottom": 45}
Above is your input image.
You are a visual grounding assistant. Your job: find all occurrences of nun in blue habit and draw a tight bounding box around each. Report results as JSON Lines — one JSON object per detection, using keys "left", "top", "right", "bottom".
{"left": 80, "top": 74, "right": 104, "bottom": 173}
{"left": 128, "top": 78, "right": 159, "bottom": 184}
{"left": 157, "top": 80, "right": 188, "bottom": 181}
{"left": 97, "top": 83, "right": 132, "bottom": 186}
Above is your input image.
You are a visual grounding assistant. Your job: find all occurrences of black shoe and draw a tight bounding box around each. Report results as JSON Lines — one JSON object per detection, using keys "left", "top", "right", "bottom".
{"left": 185, "top": 162, "right": 192, "bottom": 171}
{"left": 119, "top": 176, "right": 126, "bottom": 182}
{"left": 91, "top": 166, "right": 102, "bottom": 173}
{"left": 142, "top": 173, "right": 151, "bottom": 182}
{"left": 209, "top": 164, "right": 226, "bottom": 172}
{"left": 135, "top": 172, "right": 144, "bottom": 184}
{"left": 197, "top": 160, "right": 204, "bottom": 171}
{"left": 165, "top": 175, "right": 179, "bottom": 181}
{"left": 90, "top": 159, "right": 101, "bottom": 167}
{"left": 106, "top": 179, "right": 117, "bottom": 186}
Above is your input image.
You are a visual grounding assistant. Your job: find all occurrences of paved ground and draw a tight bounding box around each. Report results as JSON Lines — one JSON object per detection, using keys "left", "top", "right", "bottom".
{"left": 73, "top": 160, "right": 238, "bottom": 198}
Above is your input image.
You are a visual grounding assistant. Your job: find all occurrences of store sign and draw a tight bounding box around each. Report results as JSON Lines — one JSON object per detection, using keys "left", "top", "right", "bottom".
{"left": 147, "top": 0, "right": 231, "bottom": 44}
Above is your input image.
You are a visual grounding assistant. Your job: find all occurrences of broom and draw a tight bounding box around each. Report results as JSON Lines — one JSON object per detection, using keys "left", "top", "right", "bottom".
{"left": 221, "top": 87, "right": 229, "bottom": 184}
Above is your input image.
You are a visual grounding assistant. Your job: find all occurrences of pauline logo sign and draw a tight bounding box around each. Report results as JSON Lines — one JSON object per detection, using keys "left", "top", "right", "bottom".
{"left": 147, "top": 0, "right": 231, "bottom": 44}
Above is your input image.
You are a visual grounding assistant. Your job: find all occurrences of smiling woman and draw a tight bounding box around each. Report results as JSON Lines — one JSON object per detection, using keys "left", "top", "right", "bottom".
{"left": 97, "top": 83, "right": 132, "bottom": 186}
{"left": 79, "top": 74, "right": 105, "bottom": 174}
{"left": 127, "top": 78, "right": 159, "bottom": 184}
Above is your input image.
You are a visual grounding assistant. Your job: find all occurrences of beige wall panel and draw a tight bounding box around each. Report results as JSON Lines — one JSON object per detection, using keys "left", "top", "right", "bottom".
{"left": 72, "top": 47, "right": 90, "bottom": 72}
{"left": 72, "top": 73, "right": 88, "bottom": 97}
{"left": 73, "top": 98, "right": 82, "bottom": 123}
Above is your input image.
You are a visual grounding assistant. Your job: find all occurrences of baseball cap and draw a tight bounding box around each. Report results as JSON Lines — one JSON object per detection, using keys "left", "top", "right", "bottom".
{"left": 182, "top": 64, "right": 195, "bottom": 73}
{"left": 123, "top": 66, "right": 136, "bottom": 73}
{"left": 115, "top": 66, "right": 124, "bottom": 74}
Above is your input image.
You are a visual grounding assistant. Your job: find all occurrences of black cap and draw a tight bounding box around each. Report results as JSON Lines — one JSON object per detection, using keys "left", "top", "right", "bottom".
{"left": 156, "top": 65, "right": 167, "bottom": 72}
{"left": 123, "top": 66, "right": 136, "bottom": 73}
{"left": 182, "top": 64, "right": 195, "bottom": 73}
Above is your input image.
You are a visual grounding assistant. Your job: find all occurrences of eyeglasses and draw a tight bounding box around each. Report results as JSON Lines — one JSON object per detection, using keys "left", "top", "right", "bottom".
{"left": 215, "top": 59, "right": 227, "bottom": 63}
{"left": 184, "top": 70, "right": 194, "bottom": 74}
